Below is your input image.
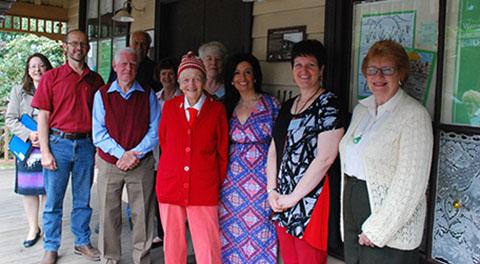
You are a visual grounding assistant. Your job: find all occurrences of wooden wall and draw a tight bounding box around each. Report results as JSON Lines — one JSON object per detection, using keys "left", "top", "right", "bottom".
{"left": 67, "top": 0, "right": 79, "bottom": 30}
{"left": 130, "top": 0, "right": 155, "bottom": 34}
{"left": 251, "top": 0, "right": 326, "bottom": 101}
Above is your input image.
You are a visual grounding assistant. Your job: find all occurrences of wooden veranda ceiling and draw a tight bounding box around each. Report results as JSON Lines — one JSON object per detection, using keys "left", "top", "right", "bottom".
{"left": 0, "top": 0, "right": 16, "bottom": 19}
{"left": 0, "top": 0, "right": 68, "bottom": 41}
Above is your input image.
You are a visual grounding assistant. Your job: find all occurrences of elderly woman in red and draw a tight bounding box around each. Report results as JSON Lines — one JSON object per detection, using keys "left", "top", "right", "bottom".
{"left": 156, "top": 51, "right": 228, "bottom": 264}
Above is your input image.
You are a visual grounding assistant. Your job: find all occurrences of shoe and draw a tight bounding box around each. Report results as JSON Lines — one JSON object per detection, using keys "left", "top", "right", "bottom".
{"left": 23, "top": 228, "right": 41, "bottom": 248}
{"left": 74, "top": 244, "right": 100, "bottom": 261}
{"left": 40, "top": 251, "right": 58, "bottom": 264}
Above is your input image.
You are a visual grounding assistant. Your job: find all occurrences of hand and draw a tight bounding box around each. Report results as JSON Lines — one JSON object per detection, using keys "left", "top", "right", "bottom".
{"left": 41, "top": 151, "right": 57, "bottom": 171}
{"left": 358, "top": 232, "right": 375, "bottom": 247}
{"left": 276, "top": 194, "right": 300, "bottom": 211}
{"left": 29, "top": 132, "right": 40, "bottom": 147}
{"left": 116, "top": 151, "right": 141, "bottom": 171}
{"left": 268, "top": 190, "right": 282, "bottom": 212}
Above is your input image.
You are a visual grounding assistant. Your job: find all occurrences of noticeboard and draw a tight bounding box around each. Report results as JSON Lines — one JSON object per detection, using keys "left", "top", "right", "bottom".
{"left": 267, "top": 26, "right": 306, "bottom": 62}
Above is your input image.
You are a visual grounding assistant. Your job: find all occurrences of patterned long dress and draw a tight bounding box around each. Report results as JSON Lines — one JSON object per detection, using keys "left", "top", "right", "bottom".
{"left": 219, "top": 94, "right": 280, "bottom": 264}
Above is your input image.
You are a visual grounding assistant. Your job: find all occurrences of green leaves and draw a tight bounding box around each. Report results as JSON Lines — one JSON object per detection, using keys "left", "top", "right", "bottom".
{"left": 0, "top": 32, "right": 64, "bottom": 105}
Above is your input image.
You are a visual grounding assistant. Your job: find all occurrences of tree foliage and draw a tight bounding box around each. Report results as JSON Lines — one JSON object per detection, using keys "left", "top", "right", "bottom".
{"left": 0, "top": 32, "right": 64, "bottom": 105}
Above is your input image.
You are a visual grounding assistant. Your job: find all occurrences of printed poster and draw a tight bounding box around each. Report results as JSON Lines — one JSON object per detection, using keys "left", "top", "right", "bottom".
{"left": 404, "top": 49, "right": 436, "bottom": 105}
{"left": 452, "top": 0, "right": 480, "bottom": 126}
{"left": 357, "top": 11, "right": 416, "bottom": 98}
{"left": 98, "top": 39, "right": 112, "bottom": 83}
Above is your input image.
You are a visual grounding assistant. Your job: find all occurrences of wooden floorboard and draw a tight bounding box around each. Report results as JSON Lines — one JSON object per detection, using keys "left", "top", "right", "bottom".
{"left": 0, "top": 167, "right": 343, "bottom": 264}
{"left": 0, "top": 168, "right": 187, "bottom": 264}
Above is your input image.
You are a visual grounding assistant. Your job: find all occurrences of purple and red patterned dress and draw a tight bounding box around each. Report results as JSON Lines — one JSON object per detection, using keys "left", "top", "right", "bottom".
{"left": 219, "top": 94, "right": 280, "bottom": 264}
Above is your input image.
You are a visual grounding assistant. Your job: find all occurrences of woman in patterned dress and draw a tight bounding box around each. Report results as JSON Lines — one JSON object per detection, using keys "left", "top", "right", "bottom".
{"left": 266, "top": 40, "right": 344, "bottom": 263}
{"left": 220, "top": 53, "right": 280, "bottom": 263}
{"left": 5, "top": 53, "right": 53, "bottom": 247}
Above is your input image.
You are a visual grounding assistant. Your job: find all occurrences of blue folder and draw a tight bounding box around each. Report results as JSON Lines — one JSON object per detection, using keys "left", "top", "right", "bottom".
{"left": 20, "top": 114, "right": 37, "bottom": 131}
{"left": 8, "top": 114, "right": 37, "bottom": 162}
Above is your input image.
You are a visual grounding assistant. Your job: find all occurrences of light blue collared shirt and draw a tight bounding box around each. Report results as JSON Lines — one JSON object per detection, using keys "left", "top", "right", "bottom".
{"left": 92, "top": 80, "right": 161, "bottom": 159}
{"left": 214, "top": 84, "right": 225, "bottom": 99}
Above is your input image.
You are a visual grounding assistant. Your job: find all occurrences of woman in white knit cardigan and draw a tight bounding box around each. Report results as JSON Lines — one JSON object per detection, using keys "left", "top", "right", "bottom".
{"left": 339, "top": 40, "right": 433, "bottom": 264}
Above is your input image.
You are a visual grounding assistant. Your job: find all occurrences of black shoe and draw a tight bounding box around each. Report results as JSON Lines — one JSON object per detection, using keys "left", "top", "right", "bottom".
{"left": 23, "top": 229, "right": 41, "bottom": 248}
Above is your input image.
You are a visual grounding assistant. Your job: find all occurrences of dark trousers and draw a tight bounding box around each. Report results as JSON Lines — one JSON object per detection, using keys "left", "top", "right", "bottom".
{"left": 343, "top": 175, "right": 419, "bottom": 264}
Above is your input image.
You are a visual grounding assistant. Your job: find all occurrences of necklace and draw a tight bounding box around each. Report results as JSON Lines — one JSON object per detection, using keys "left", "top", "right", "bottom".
{"left": 352, "top": 113, "right": 376, "bottom": 144}
{"left": 294, "top": 87, "right": 322, "bottom": 114}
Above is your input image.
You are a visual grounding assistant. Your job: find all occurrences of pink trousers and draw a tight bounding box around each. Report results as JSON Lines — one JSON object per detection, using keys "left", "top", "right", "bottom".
{"left": 159, "top": 203, "right": 221, "bottom": 264}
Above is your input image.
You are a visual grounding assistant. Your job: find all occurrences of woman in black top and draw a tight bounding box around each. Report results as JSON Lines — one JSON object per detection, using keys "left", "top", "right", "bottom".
{"left": 266, "top": 40, "right": 344, "bottom": 264}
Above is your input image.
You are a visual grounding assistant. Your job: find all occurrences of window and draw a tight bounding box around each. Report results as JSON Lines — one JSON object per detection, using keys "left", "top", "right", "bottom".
{"left": 86, "top": 0, "right": 128, "bottom": 82}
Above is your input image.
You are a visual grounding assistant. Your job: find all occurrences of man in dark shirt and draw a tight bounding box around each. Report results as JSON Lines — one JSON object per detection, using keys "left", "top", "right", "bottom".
{"left": 32, "top": 29, "right": 104, "bottom": 264}
{"left": 108, "top": 30, "right": 159, "bottom": 91}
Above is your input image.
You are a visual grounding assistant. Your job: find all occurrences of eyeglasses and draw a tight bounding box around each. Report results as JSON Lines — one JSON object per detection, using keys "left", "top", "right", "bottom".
{"left": 366, "top": 66, "right": 396, "bottom": 76}
{"left": 65, "top": 41, "right": 88, "bottom": 48}
{"left": 29, "top": 64, "right": 47, "bottom": 70}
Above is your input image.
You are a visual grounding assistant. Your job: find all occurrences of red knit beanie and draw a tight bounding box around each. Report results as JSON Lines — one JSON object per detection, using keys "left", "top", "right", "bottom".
{"left": 177, "top": 51, "right": 206, "bottom": 79}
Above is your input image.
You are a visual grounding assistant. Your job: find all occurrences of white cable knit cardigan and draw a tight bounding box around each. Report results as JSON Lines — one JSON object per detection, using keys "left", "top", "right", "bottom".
{"left": 339, "top": 90, "right": 433, "bottom": 250}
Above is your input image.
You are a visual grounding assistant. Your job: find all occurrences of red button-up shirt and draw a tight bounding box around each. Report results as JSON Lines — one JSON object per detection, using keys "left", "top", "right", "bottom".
{"left": 31, "top": 63, "right": 104, "bottom": 133}
{"left": 156, "top": 95, "right": 228, "bottom": 206}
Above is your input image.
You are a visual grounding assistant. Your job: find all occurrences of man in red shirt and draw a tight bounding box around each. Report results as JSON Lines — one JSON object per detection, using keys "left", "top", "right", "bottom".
{"left": 32, "top": 29, "right": 104, "bottom": 264}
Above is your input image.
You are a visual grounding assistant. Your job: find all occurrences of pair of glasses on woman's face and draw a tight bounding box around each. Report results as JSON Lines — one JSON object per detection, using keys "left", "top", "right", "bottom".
{"left": 366, "top": 66, "right": 396, "bottom": 76}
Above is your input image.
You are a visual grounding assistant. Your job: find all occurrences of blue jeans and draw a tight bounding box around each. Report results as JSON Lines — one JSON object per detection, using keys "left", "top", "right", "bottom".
{"left": 42, "top": 134, "right": 95, "bottom": 251}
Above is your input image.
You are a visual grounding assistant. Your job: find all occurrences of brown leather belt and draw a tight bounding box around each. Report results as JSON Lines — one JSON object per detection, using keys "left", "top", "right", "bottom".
{"left": 50, "top": 129, "right": 90, "bottom": 140}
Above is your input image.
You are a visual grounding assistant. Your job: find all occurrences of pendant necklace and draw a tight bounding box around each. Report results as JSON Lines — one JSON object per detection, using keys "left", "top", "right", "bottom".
{"left": 352, "top": 113, "right": 376, "bottom": 144}
{"left": 294, "top": 87, "right": 322, "bottom": 114}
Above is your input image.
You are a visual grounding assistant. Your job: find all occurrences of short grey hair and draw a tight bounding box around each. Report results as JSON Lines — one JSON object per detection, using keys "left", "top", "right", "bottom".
{"left": 198, "top": 41, "right": 227, "bottom": 59}
{"left": 114, "top": 47, "right": 138, "bottom": 63}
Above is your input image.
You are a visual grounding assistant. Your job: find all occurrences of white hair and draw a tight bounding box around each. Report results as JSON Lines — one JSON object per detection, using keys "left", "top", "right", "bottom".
{"left": 113, "top": 47, "right": 138, "bottom": 63}
{"left": 198, "top": 41, "right": 227, "bottom": 59}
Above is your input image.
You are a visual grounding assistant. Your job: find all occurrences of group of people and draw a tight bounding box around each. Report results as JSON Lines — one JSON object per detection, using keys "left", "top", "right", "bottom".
{"left": 6, "top": 27, "right": 433, "bottom": 264}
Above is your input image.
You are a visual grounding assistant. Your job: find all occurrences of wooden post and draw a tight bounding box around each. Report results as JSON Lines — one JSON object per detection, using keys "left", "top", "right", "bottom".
{"left": 3, "top": 127, "right": 9, "bottom": 161}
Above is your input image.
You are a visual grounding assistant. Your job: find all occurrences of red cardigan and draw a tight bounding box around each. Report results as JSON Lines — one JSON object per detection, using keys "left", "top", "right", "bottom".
{"left": 156, "top": 94, "right": 228, "bottom": 206}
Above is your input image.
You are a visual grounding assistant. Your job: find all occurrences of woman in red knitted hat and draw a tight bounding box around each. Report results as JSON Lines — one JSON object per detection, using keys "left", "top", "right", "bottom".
{"left": 156, "top": 51, "right": 228, "bottom": 264}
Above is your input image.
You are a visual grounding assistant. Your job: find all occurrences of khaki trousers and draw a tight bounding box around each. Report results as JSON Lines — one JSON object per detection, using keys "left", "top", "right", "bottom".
{"left": 96, "top": 154, "right": 155, "bottom": 264}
